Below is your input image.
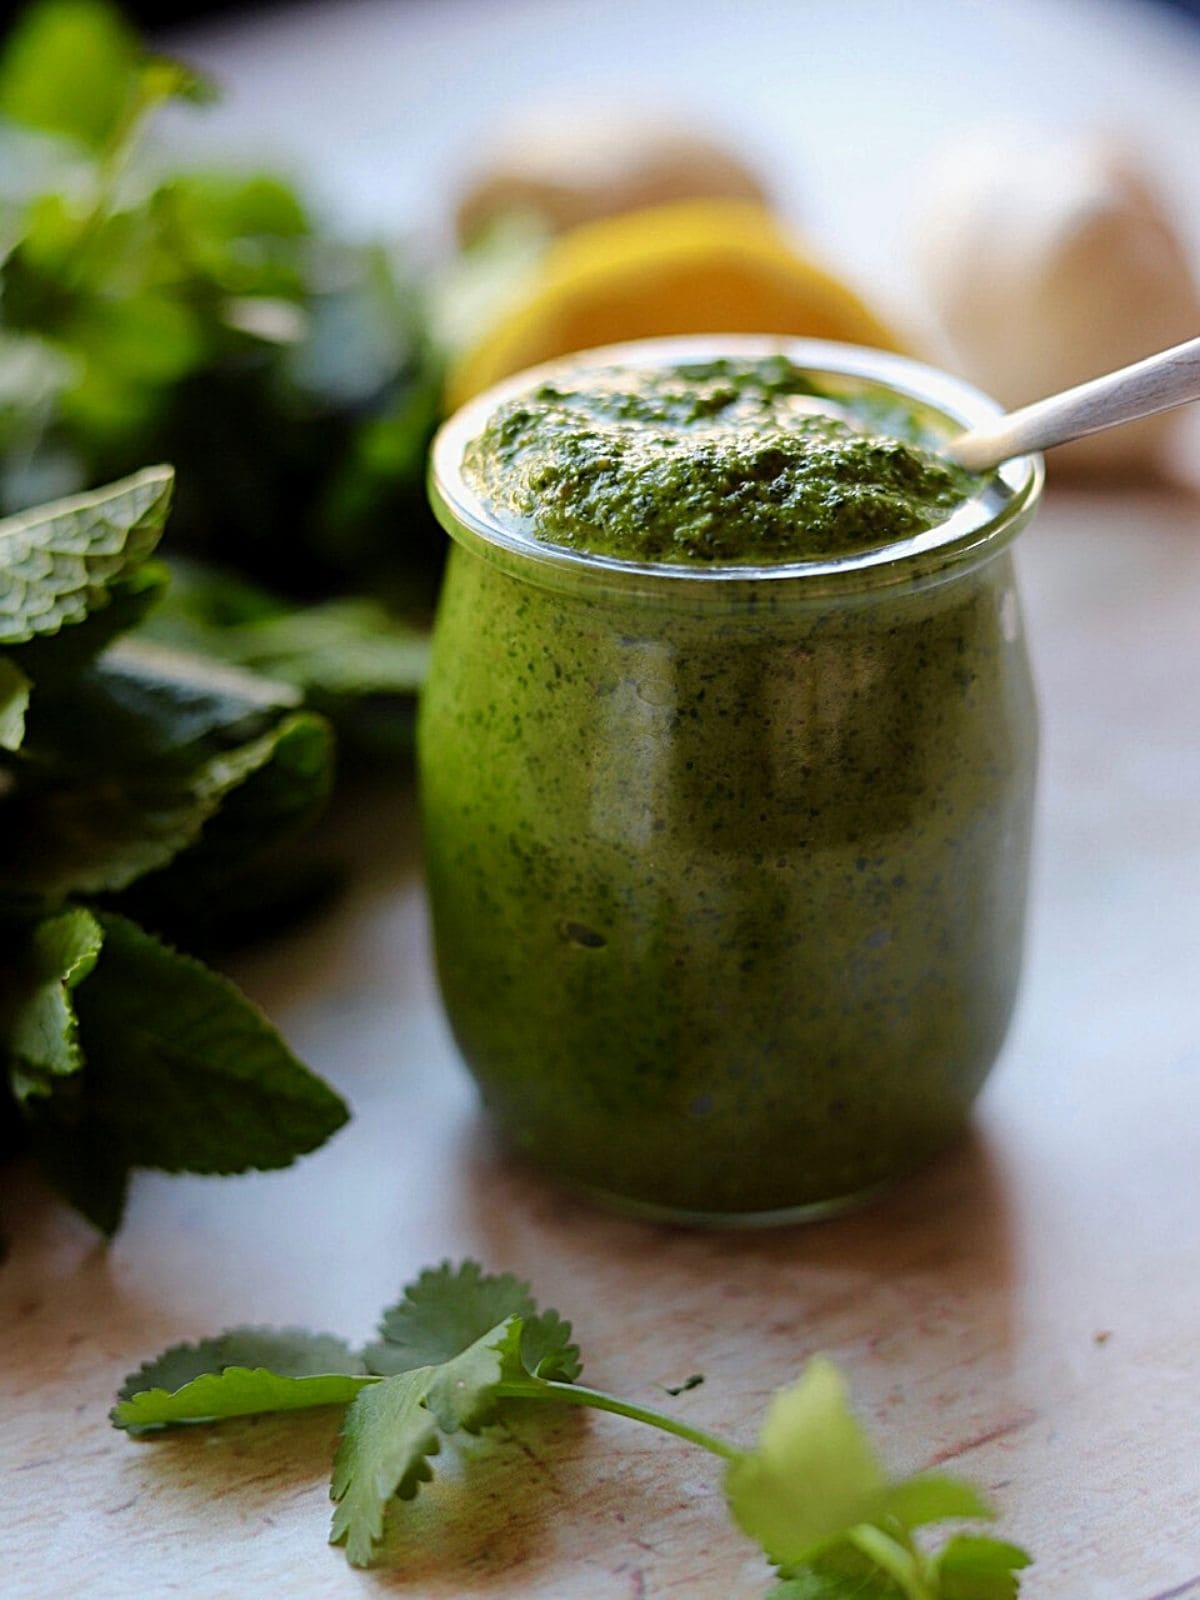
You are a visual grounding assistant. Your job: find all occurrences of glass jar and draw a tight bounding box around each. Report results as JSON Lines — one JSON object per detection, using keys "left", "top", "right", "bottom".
{"left": 420, "top": 337, "right": 1042, "bottom": 1223}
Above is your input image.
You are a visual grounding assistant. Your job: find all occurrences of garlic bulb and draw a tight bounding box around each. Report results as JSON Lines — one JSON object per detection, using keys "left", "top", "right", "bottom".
{"left": 914, "top": 129, "right": 1200, "bottom": 475}
{"left": 455, "top": 105, "right": 769, "bottom": 245}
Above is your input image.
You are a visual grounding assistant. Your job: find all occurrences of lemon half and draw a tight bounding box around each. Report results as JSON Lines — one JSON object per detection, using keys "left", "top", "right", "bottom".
{"left": 445, "top": 199, "right": 906, "bottom": 409}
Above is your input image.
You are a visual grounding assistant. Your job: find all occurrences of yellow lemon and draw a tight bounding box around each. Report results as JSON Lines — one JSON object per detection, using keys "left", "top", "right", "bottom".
{"left": 445, "top": 199, "right": 906, "bottom": 410}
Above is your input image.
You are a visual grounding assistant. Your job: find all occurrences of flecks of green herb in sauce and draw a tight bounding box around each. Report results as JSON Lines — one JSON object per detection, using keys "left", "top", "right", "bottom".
{"left": 463, "top": 357, "right": 981, "bottom": 564}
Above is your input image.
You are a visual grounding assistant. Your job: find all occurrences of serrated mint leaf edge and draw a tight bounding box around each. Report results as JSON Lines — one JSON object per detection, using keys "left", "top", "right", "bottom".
{"left": 77, "top": 910, "right": 350, "bottom": 1173}
{"left": 0, "top": 466, "right": 174, "bottom": 647}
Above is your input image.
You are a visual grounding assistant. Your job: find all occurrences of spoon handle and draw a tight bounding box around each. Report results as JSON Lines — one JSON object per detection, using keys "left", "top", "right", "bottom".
{"left": 947, "top": 334, "right": 1200, "bottom": 472}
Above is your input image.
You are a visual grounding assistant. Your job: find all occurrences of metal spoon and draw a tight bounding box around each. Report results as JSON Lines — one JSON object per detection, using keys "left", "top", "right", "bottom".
{"left": 946, "top": 334, "right": 1200, "bottom": 472}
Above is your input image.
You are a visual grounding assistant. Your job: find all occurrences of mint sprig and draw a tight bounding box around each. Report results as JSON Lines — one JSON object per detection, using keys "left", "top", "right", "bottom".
{"left": 0, "top": 466, "right": 347, "bottom": 1237}
{"left": 113, "top": 1261, "right": 1031, "bottom": 1594}
{"left": 0, "top": 0, "right": 443, "bottom": 652}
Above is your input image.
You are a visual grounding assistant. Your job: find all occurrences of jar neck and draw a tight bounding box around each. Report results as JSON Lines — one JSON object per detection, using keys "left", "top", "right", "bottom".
{"left": 429, "top": 336, "right": 1044, "bottom": 611}
{"left": 429, "top": 470, "right": 1041, "bottom": 613}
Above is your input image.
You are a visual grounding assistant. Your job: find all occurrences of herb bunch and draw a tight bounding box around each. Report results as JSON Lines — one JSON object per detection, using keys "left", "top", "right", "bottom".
{"left": 114, "top": 1260, "right": 1031, "bottom": 1597}
{"left": 0, "top": 466, "right": 347, "bottom": 1238}
{"left": 0, "top": 0, "right": 439, "bottom": 752}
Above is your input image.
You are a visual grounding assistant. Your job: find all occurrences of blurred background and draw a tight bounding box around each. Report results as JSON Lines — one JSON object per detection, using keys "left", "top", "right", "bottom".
{"left": 151, "top": 0, "right": 1200, "bottom": 324}
{"left": 95, "top": 0, "right": 1200, "bottom": 464}
{"left": 0, "top": 0, "right": 1197, "bottom": 824}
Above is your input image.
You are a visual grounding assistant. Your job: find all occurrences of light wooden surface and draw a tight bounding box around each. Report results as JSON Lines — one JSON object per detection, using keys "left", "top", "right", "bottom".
{"left": 5, "top": 485, "right": 1200, "bottom": 1599}
{"left": 6, "top": 1, "right": 1200, "bottom": 1596}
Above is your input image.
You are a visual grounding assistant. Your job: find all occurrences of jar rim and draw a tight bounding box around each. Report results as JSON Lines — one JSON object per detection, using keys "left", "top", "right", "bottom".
{"left": 429, "top": 335, "right": 1044, "bottom": 594}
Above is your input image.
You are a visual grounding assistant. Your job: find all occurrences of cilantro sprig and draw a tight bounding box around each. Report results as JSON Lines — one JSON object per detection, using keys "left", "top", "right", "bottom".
{"left": 113, "top": 1261, "right": 1031, "bottom": 1596}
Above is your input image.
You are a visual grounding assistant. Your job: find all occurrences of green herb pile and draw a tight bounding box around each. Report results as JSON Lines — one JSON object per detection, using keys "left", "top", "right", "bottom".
{"left": 0, "top": 466, "right": 347, "bottom": 1238}
{"left": 0, "top": 0, "right": 439, "bottom": 756}
{"left": 114, "top": 1260, "right": 1031, "bottom": 1595}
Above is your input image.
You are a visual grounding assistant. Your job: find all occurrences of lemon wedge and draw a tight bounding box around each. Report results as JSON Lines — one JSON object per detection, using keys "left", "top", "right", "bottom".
{"left": 445, "top": 199, "right": 906, "bottom": 409}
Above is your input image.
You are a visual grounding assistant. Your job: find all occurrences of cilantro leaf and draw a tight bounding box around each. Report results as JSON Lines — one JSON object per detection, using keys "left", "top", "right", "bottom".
{"left": 727, "top": 1361, "right": 1007, "bottom": 1592}
{"left": 2, "top": 906, "right": 103, "bottom": 1101}
{"left": 112, "top": 1269, "right": 1026, "bottom": 1586}
{"left": 66, "top": 910, "right": 347, "bottom": 1175}
{"left": 329, "top": 1371, "right": 440, "bottom": 1568}
{"left": 766, "top": 1564, "right": 904, "bottom": 1600}
{"left": 726, "top": 1358, "right": 888, "bottom": 1568}
{"left": 517, "top": 1303, "right": 582, "bottom": 1383}
{"left": 113, "top": 1328, "right": 369, "bottom": 1435}
{"left": 114, "top": 1366, "right": 372, "bottom": 1437}
{"left": 0, "top": 465, "right": 172, "bottom": 648}
{"left": 880, "top": 1474, "right": 995, "bottom": 1530}
{"left": 366, "top": 1261, "right": 582, "bottom": 1386}
{"left": 422, "top": 1315, "right": 524, "bottom": 1435}
{"left": 339, "top": 1311, "right": 541, "bottom": 1561}
{"left": 366, "top": 1261, "right": 538, "bottom": 1375}
{"left": 930, "top": 1537, "right": 1032, "bottom": 1600}
{"left": 0, "top": 655, "right": 30, "bottom": 749}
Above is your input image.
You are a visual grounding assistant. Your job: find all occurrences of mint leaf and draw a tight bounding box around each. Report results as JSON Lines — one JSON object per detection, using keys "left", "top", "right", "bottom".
{"left": 17, "top": 907, "right": 345, "bottom": 1233}
{"left": 113, "top": 1328, "right": 369, "bottom": 1434}
{"left": 0, "top": 0, "right": 139, "bottom": 151}
{"left": 111, "top": 706, "right": 334, "bottom": 945}
{"left": 0, "top": 465, "right": 172, "bottom": 647}
{"left": 329, "top": 1371, "right": 440, "bottom": 1568}
{"left": 183, "top": 597, "right": 428, "bottom": 702}
{"left": 138, "top": 569, "right": 430, "bottom": 711}
{"left": 930, "top": 1537, "right": 1031, "bottom": 1600}
{"left": 69, "top": 910, "right": 347, "bottom": 1173}
{"left": 366, "top": 1261, "right": 538, "bottom": 1376}
{"left": 0, "top": 655, "right": 30, "bottom": 749}
{"left": 3, "top": 906, "right": 103, "bottom": 1100}
{"left": 1, "top": 639, "right": 316, "bottom": 898}
{"left": 24, "top": 1101, "right": 128, "bottom": 1233}
{"left": 164, "top": 172, "right": 309, "bottom": 260}
{"left": 726, "top": 1358, "right": 888, "bottom": 1568}
{"left": 8, "top": 562, "right": 170, "bottom": 685}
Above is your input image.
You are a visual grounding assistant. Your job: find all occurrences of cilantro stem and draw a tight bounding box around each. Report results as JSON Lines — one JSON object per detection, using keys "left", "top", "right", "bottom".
{"left": 847, "top": 1524, "right": 933, "bottom": 1600}
{"left": 495, "top": 1377, "right": 742, "bottom": 1463}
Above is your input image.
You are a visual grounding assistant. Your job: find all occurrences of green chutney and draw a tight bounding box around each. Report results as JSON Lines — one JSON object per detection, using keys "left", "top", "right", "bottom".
{"left": 420, "top": 340, "right": 1041, "bottom": 1221}
{"left": 461, "top": 356, "right": 979, "bottom": 563}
